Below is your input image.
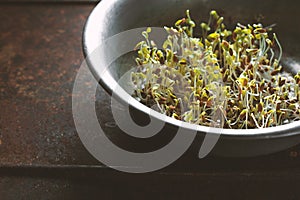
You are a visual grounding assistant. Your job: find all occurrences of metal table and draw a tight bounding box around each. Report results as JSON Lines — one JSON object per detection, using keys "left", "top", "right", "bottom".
{"left": 1, "top": 2, "right": 300, "bottom": 199}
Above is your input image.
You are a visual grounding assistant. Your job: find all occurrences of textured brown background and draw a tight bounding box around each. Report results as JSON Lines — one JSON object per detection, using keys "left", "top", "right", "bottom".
{"left": 1, "top": 2, "right": 300, "bottom": 200}
{"left": 0, "top": 3, "right": 98, "bottom": 165}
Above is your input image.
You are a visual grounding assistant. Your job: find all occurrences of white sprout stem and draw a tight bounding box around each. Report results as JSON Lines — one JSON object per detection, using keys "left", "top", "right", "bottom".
{"left": 273, "top": 33, "right": 282, "bottom": 63}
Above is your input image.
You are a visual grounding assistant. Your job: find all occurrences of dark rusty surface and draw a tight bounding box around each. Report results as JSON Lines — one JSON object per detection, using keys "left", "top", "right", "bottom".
{"left": 0, "top": 3, "right": 99, "bottom": 165}
{"left": 1, "top": 2, "right": 300, "bottom": 170}
{"left": 1, "top": 165, "right": 300, "bottom": 199}
{"left": 1, "top": 2, "right": 300, "bottom": 199}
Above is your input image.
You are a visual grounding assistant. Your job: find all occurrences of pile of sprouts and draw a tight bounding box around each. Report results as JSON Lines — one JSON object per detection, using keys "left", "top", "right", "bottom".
{"left": 131, "top": 10, "right": 300, "bottom": 129}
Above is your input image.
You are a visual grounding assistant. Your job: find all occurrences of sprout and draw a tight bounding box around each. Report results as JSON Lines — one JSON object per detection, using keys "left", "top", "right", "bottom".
{"left": 131, "top": 10, "right": 300, "bottom": 129}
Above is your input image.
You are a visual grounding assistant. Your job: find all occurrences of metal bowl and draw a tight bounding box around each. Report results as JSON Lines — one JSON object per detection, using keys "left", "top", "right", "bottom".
{"left": 83, "top": 0, "right": 300, "bottom": 157}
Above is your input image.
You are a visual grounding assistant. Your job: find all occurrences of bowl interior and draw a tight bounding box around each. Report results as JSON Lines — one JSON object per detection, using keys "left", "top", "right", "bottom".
{"left": 99, "top": 0, "right": 300, "bottom": 59}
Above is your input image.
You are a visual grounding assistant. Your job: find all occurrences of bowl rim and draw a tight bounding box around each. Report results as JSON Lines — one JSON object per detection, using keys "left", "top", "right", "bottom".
{"left": 83, "top": 0, "right": 300, "bottom": 139}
